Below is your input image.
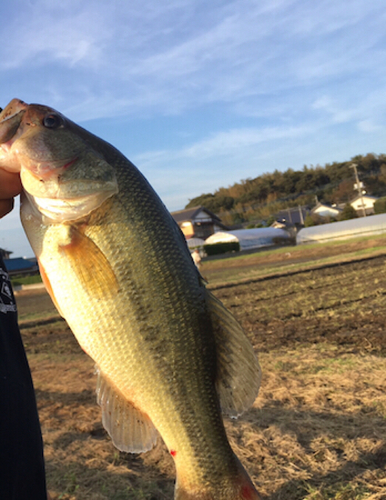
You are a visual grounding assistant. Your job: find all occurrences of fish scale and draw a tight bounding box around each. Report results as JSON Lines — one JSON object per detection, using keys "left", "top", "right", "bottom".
{"left": 38, "top": 183, "right": 231, "bottom": 478}
{"left": 0, "top": 99, "right": 262, "bottom": 499}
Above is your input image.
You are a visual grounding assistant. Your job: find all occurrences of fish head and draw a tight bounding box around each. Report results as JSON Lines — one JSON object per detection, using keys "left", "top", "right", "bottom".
{"left": 0, "top": 99, "right": 119, "bottom": 222}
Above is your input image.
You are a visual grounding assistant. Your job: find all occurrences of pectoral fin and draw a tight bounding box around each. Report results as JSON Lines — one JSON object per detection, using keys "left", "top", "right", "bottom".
{"left": 38, "top": 259, "right": 64, "bottom": 317}
{"left": 207, "top": 290, "right": 261, "bottom": 418}
{"left": 59, "top": 226, "right": 119, "bottom": 299}
{"left": 95, "top": 367, "right": 159, "bottom": 453}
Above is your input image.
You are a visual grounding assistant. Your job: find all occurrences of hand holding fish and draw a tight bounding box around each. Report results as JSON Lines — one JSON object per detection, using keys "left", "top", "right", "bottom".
{"left": 0, "top": 168, "right": 21, "bottom": 218}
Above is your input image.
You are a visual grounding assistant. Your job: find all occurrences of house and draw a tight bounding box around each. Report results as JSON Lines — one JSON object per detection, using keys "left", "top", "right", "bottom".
{"left": 350, "top": 194, "right": 378, "bottom": 216}
{"left": 3, "top": 257, "right": 39, "bottom": 276}
{"left": 311, "top": 202, "right": 342, "bottom": 219}
{"left": 275, "top": 206, "right": 309, "bottom": 226}
{"left": 171, "top": 206, "right": 227, "bottom": 240}
{"left": 0, "top": 248, "right": 13, "bottom": 259}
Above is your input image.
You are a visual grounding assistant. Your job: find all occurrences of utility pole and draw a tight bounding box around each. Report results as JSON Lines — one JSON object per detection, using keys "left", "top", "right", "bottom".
{"left": 298, "top": 205, "right": 304, "bottom": 225}
{"left": 350, "top": 163, "right": 366, "bottom": 217}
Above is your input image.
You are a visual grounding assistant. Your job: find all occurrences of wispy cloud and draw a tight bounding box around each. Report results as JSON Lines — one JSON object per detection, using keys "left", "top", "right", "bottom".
{"left": 135, "top": 124, "right": 308, "bottom": 166}
{"left": 3, "top": 0, "right": 385, "bottom": 122}
{"left": 1, "top": 4, "right": 108, "bottom": 69}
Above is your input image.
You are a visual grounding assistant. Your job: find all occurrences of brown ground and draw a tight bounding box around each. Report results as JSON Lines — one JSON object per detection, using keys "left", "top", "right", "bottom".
{"left": 16, "top": 249, "right": 386, "bottom": 500}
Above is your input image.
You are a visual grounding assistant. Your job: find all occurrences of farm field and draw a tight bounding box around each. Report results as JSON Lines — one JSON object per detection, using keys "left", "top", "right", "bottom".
{"left": 16, "top": 242, "right": 386, "bottom": 500}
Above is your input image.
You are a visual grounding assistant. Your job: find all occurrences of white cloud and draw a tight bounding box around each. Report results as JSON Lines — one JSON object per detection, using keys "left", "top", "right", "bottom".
{"left": 357, "top": 119, "right": 380, "bottom": 133}
{"left": 135, "top": 124, "right": 308, "bottom": 169}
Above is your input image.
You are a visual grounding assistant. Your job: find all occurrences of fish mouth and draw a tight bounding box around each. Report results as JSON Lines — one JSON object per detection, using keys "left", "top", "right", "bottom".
{"left": 0, "top": 99, "right": 28, "bottom": 125}
{"left": 0, "top": 99, "right": 28, "bottom": 145}
{"left": 0, "top": 110, "right": 26, "bottom": 150}
{"left": 0, "top": 107, "right": 25, "bottom": 124}
{"left": 0, "top": 100, "right": 29, "bottom": 170}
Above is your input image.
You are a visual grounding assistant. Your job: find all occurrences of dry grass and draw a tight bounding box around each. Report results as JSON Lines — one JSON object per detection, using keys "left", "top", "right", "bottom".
{"left": 17, "top": 243, "right": 386, "bottom": 499}
{"left": 231, "top": 346, "right": 386, "bottom": 499}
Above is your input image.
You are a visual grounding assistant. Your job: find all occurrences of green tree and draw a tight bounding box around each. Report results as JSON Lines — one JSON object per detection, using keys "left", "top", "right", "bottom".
{"left": 304, "top": 215, "right": 315, "bottom": 227}
{"left": 374, "top": 196, "right": 386, "bottom": 214}
{"left": 304, "top": 214, "right": 325, "bottom": 227}
{"left": 266, "top": 215, "right": 276, "bottom": 226}
{"left": 185, "top": 193, "right": 214, "bottom": 209}
{"left": 184, "top": 153, "right": 386, "bottom": 221}
{"left": 339, "top": 204, "right": 358, "bottom": 221}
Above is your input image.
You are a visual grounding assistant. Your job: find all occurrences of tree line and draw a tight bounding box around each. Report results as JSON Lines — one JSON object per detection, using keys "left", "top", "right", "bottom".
{"left": 185, "top": 153, "right": 386, "bottom": 226}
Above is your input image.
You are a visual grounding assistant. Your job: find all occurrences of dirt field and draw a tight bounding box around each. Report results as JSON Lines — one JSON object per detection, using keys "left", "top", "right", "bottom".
{"left": 16, "top": 250, "right": 386, "bottom": 500}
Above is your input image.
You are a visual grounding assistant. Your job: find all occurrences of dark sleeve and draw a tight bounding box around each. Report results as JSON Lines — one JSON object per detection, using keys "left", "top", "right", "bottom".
{"left": 0, "top": 257, "right": 47, "bottom": 500}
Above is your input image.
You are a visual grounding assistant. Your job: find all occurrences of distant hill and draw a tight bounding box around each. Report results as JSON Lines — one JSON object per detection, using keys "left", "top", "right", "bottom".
{"left": 185, "top": 153, "right": 386, "bottom": 225}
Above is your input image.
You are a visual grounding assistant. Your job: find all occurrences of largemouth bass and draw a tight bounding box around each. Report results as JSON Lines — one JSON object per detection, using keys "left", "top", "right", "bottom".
{"left": 0, "top": 99, "right": 261, "bottom": 499}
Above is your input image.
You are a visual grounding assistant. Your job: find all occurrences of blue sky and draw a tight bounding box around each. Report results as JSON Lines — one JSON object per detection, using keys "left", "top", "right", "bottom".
{"left": 1, "top": 0, "right": 386, "bottom": 257}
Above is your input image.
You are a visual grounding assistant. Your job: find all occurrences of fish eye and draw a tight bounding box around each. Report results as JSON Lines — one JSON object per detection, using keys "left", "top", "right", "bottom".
{"left": 43, "top": 113, "right": 62, "bottom": 129}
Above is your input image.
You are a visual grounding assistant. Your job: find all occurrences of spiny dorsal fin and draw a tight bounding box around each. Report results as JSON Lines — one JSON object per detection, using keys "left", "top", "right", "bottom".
{"left": 95, "top": 367, "right": 158, "bottom": 453}
{"left": 59, "top": 226, "right": 119, "bottom": 299}
{"left": 206, "top": 290, "right": 261, "bottom": 418}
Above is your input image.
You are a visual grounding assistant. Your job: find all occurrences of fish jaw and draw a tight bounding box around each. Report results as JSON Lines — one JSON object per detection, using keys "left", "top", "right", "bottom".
{"left": 0, "top": 98, "right": 28, "bottom": 172}
{"left": 0, "top": 98, "right": 28, "bottom": 143}
{"left": 21, "top": 169, "right": 118, "bottom": 223}
{"left": 23, "top": 189, "right": 118, "bottom": 223}
{"left": 19, "top": 151, "right": 119, "bottom": 222}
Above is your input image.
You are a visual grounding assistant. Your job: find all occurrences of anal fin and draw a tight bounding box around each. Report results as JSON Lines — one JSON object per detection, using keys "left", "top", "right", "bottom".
{"left": 95, "top": 367, "right": 158, "bottom": 453}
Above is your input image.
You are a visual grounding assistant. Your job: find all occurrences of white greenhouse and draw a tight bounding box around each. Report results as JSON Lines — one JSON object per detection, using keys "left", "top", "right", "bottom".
{"left": 204, "top": 227, "right": 291, "bottom": 251}
{"left": 297, "top": 213, "right": 386, "bottom": 244}
{"left": 186, "top": 237, "right": 206, "bottom": 250}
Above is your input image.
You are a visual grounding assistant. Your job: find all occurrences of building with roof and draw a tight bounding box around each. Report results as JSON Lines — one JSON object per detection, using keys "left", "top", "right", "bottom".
{"left": 171, "top": 206, "right": 227, "bottom": 240}
{"left": 311, "top": 202, "right": 342, "bottom": 219}
{"left": 0, "top": 248, "right": 13, "bottom": 259}
{"left": 3, "top": 257, "right": 38, "bottom": 276}
{"left": 275, "top": 206, "right": 309, "bottom": 227}
{"left": 350, "top": 194, "right": 378, "bottom": 216}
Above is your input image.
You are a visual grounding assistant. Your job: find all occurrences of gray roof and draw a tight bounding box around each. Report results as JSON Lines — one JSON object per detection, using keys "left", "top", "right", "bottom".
{"left": 276, "top": 206, "right": 309, "bottom": 225}
{"left": 171, "top": 206, "right": 222, "bottom": 224}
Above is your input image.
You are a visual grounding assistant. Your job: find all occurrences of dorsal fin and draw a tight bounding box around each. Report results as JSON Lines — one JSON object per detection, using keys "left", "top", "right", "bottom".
{"left": 95, "top": 367, "right": 158, "bottom": 453}
{"left": 206, "top": 290, "right": 261, "bottom": 418}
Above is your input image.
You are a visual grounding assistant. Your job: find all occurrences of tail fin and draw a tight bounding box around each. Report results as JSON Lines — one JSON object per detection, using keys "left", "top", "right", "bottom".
{"left": 174, "top": 460, "right": 260, "bottom": 500}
